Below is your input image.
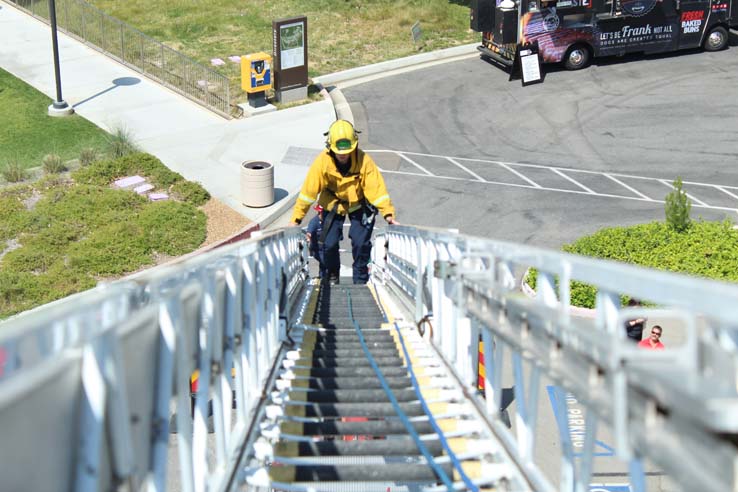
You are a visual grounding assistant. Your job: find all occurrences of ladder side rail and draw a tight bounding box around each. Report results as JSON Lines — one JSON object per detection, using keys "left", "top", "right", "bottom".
{"left": 0, "top": 228, "right": 307, "bottom": 492}
{"left": 378, "top": 226, "right": 738, "bottom": 492}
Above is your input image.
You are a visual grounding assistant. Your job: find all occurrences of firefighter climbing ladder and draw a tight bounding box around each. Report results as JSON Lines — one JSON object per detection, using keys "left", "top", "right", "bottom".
{"left": 1, "top": 225, "right": 737, "bottom": 492}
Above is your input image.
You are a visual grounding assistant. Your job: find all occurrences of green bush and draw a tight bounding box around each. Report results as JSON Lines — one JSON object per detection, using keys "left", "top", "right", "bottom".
{"left": 32, "top": 184, "right": 147, "bottom": 230}
{"left": 42, "top": 154, "right": 66, "bottom": 174}
{"left": 0, "top": 270, "right": 44, "bottom": 317}
{"left": 138, "top": 201, "right": 207, "bottom": 255}
{"left": 2, "top": 159, "right": 28, "bottom": 182}
{"left": 526, "top": 220, "right": 738, "bottom": 308}
{"left": 105, "top": 126, "right": 138, "bottom": 158}
{"left": 170, "top": 180, "right": 210, "bottom": 206}
{"left": 124, "top": 153, "right": 183, "bottom": 188}
{"left": 71, "top": 156, "right": 132, "bottom": 186}
{"left": 665, "top": 176, "right": 691, "bottom": 232}
{"left": 65, "top": 222, "right": 153, "bottom": 276}
{"left": 79, "top": 147, "right": 99, "bottom": 167}
{"left": 72, "top": 152, "right": 184, "bottom": 189}
{"left": 0, "top": 194, "right": 32, "bottom": 242}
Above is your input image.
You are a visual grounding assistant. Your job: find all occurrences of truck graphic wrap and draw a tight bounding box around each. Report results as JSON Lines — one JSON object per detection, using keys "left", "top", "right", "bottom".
{"left": 472, "top": 0, "right": 735, "bottom": 70}
{"left": 521, "top": 8, "right": 594, "bottom": 62}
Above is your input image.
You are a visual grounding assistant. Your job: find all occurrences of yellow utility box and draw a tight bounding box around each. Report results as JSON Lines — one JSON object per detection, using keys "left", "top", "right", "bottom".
{"left": 241, "top": 53, "right": 272, "bottom": 93}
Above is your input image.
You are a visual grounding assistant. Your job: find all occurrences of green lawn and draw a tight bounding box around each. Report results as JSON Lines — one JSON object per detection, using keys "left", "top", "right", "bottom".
{"left": 87, "top": 0, "right": 477, "bottom": 78}
{"left": 0, "top": 68, "right": 109, "bottom": 170}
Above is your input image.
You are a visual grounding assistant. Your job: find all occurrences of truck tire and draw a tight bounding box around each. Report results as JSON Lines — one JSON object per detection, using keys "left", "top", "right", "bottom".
{"left": 564, "top": 44, "right": 591, "bottom": 70}
{"left": 703, "top": 26, "right": 728, "bottom": 51}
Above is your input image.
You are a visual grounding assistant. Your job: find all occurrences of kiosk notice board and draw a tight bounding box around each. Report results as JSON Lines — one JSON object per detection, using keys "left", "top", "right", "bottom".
{"left": 509, "top": 42, "right": 543, "bottom": 86}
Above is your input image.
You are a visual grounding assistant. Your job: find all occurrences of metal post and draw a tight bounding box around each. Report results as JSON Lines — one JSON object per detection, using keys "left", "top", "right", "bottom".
{"left": 47, "top": 0, "right": 73, "bottom": 116}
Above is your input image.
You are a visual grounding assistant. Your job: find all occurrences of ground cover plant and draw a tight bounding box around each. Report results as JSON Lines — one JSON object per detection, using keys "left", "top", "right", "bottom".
{"left": 0, "top": 68, "right": 109, "bottom": 170}
{"left": 0, "top": 152, "right": 210, "bottom": 319}
{"left": 526, "top": 220, "right": 738, "bottom": 308}
{"left": 87, "top": 0, "right": 477, "bottom": 77}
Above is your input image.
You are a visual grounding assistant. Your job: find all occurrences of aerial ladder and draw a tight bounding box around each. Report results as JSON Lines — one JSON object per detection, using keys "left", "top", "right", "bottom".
{"left": 1, "top": 225, "right": 738, "bottom": 492}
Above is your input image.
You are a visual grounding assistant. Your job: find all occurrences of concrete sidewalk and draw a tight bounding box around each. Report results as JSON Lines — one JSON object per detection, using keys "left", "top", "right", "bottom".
{"left": 0, "top": 1, "right": 478, "bottom": 230}
{"left": 0, "top": 2, "right": 333, "bottom": 229}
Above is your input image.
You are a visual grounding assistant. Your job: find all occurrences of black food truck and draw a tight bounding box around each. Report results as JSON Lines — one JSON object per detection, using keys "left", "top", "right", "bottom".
{"left": 471, "top": 0, "right": 737, "bottom": 69}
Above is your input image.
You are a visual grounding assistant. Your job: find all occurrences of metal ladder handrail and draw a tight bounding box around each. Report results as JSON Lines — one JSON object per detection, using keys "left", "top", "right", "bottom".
{"left": 0, "top": 227, "right": 309, "bottom": 492}
{"left": 2, "top": 224, "right": 738, "bottom": 491}
{"left": 372, "top": 225, "right": 738, "bottom": 492}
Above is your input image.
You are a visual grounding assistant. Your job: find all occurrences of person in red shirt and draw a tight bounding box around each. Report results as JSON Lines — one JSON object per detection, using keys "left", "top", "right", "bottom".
{"left": 638, "top": 325, "right": 665, "bottom": 350}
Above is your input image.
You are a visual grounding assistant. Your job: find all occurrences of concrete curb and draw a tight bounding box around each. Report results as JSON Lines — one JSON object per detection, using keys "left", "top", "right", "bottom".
{"left": 323, "top": 86, "right": 354, "bottom": 123}
{"left": 313, "top": 43, "right": 480, "bottom": 88}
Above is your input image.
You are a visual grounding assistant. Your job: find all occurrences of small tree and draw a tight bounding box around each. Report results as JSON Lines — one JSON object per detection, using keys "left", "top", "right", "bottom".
{"left": 665, "top": 176, "right": 691, "bottom": 232}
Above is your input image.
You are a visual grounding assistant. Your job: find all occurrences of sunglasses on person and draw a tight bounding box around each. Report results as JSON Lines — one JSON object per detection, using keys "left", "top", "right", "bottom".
{"left": 335, "top": 138, "right": 353, "bottom": 151}
{"left": 651, "top": 330, "right": 662, "bottom": 337}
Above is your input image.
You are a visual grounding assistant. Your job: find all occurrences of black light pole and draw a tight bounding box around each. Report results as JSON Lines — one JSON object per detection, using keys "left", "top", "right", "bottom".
{"left": 47, "top": 0, "right": 73, "bottom": 116}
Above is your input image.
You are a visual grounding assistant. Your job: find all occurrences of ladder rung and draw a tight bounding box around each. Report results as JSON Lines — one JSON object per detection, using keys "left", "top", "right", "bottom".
{"left": 269, "top": 462, "right": 454, "bottom": 482}
{"left": 275, "top": 438, "right": 445, "bottom": 457}
{"left": 279, "top": 417, "right": 460, "bottom": 436}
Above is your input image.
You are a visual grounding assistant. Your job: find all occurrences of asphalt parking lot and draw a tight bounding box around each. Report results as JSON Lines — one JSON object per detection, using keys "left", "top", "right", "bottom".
{"left": 344, "top": 34, "right": 738, "bottom": 249}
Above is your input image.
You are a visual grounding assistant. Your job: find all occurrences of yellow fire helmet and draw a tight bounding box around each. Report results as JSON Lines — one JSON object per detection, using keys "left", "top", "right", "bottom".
{"left": 326, "top": 119, "right": 359, "bottom": 155}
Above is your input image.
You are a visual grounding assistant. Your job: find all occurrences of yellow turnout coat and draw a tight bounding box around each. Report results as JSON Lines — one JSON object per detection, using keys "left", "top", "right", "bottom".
{"left": 290, "top": 149, "right": 395, "bottom": 224}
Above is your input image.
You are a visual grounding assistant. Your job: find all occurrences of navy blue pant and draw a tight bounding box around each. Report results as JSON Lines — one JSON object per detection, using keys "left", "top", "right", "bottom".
{"left": 323, "top": 209, "right": 374, "bottom": 284}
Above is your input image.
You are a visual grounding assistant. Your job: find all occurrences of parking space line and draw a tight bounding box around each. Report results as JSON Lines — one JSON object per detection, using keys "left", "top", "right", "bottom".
{"left": 368, "top": 149, "right": 738, "bottom": 212}
{"left": 379, "top": 169, "right": 738, "bottom": 213}
{"left": 497, "top": 162, "right": 542, "bottom": 188}
{"left": 446, "top": 157, "right": 485, "bottom": 182}
{"left": 552, "top": 168, "right": 596, "bottom": 194}
{"left": 716, "top": 186, "right": 738, "bottom": 201}
{"left": 399, "top": 153, "right": 434, "bottom": 176}
{"left": 659, "top": 179, "right": 708, "bottom": 207}
{"left": 603, "top": 174, "right": 653, "bottom": 201}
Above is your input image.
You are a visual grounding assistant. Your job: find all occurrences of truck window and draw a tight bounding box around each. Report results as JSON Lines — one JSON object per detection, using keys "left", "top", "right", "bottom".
{"left": 562, "top": 12, "right": 593, "bottom": 25}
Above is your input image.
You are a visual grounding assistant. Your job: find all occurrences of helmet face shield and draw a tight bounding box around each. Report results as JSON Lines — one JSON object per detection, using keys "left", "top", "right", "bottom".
{"left": 335, "top": 139, "right": 353, "bottom": 152}
{"left": 328, "top": 120, "right": 358, "bottom": 155}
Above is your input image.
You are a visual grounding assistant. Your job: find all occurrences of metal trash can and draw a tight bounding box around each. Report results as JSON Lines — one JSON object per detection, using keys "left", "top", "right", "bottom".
{"left": 241, "top": 161, "right": 274, "bottom": 207}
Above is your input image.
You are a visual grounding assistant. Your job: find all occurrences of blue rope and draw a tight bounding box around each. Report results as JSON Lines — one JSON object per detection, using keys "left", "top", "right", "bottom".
{"left": 345, "top": 290, "right": 455, "bottom": 491}
{"left": 393, "top": 321, "right": 480, "bottom": 492}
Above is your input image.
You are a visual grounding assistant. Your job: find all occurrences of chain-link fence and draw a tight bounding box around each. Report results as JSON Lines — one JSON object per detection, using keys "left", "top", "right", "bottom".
{"left": 7, "top": 0, "right": 233, "bottom": 118}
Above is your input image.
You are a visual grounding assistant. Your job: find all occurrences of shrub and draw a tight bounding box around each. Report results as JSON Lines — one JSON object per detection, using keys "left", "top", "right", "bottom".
{"left": 0, "top": 195, "right": 32, "bottom": 242}
{"left": 170, "top": 180, "right": 210, "bottom": 206}
{"left": 2, "top": 159, "right": 28, "bottom": 183}
{"left": 138, "top": 201, "right": 207, "bottom": 255}
{"left": 664, "top": 176, "right": 691, "bottom": 232}
{"left": 120, "top": 152, "right": 183, "bottom": 188}
{"left": 106, "top": 126, "right": 138, "bottom": 158}
{"left": 0, "top": 270, "right": 44, "bottom": 318}
{"left": 72, "top": 156, "right": 133, "bottom": 186}
{"left": 72, "top": 152, "right": 184, "bottom": 189}
{"left": 65, "top": 222, "right": 153, "bottom": 276}
{"left": 42, "top": 153, "right": 66, "bottom": 174}
{"left": 33, "top": 185, "right": 147, "bottom": 230}
{"left": 526, "top": 220, "right": 738, "bottom": 308}
{"left": 79, "top": 147, "right": 99, "bottom": 167}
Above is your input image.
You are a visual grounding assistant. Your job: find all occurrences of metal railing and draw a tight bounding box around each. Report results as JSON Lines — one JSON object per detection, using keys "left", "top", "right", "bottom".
{"left": 0, "top": 228, "right": 308, "bottom": 492}
{"left": 3, "top": 224, "right": 738, "bottom": 491}
{"left": 372, "top": 225, "right": 738, "bottom": 492}
{"left": 6, "top": 0, "right": 232, "bottom": 117}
